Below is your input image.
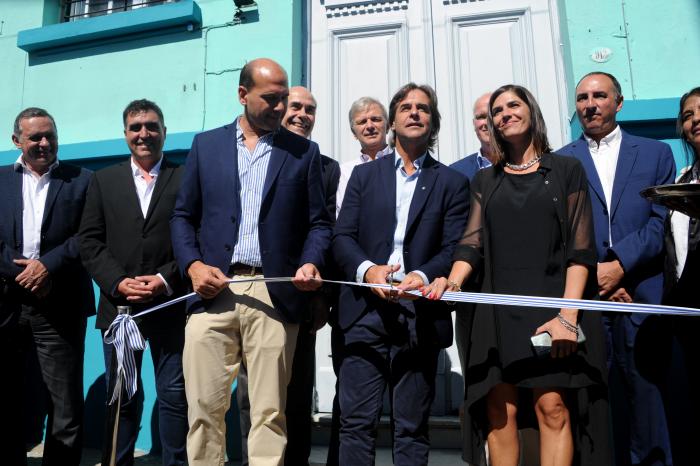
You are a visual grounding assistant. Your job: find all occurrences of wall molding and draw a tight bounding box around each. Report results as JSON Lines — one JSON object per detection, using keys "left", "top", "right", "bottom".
{"left": 323, "top": 0, "right": 409, "bottom": 18}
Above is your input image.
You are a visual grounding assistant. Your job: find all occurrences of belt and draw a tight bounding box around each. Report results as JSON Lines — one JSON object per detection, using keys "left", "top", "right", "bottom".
{"left": 229, "top": 263, "right": 263, "bottom": 276}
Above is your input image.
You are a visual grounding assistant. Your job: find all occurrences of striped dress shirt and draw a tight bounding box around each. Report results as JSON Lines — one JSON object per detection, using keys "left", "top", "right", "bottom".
{"left": 231, "top": 118, "right": 274, "bottom": 267}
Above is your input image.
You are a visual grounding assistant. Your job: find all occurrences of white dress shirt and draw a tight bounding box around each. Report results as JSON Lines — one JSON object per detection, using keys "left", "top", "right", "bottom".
{"left": 584, "top": 125, "right": 622, "bottom": 245}
{"left": 130, "top": 156, "right": 172, "bottom": 295}
{"left": 16, "top": 156, "right": 58, "bottom": 259}
{"left": 670, "top": 165, "right": 699, "bottom": 279}
{"left": 130, "top": 156, "right": 162, "bottom": 217}
{"left": 355, "top": 152, "right": 429, "bottom": 286}
{"left": 336, "top": 145, "right": 393, "bottom": 217}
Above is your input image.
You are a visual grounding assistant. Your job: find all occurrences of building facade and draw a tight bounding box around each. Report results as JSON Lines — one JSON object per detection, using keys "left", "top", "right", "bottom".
{"left": 1, "top": 0, "right": 697, "bottom": 455}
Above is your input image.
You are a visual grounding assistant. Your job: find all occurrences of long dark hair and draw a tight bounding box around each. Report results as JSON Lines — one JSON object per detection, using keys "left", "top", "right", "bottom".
{"left": 486, "top": 84, "right": 551, "bottom": 165}
{"left": 678, "top": 86, "right": 700, "bottom": 164}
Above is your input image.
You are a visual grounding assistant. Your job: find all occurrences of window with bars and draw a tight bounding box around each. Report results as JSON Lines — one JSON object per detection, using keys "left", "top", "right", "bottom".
{"left": 62, "top": 0, "right": 179, "bottom": 22}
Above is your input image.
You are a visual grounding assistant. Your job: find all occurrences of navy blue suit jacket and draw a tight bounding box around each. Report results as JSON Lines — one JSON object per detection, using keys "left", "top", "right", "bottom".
{"left": 333, "top": 153, "right": 470, "bottom": 347}
{"left": 0, "top": 162, "right": 95, "bottom": 326}
{"left": 170, "top": 124, "right": 332, "bottom": 322}
{"left": 450, "top": 152, "right": 481, "bottom": 181}
{"left": 558, "top": 131, "right": 676, "bottom": 322}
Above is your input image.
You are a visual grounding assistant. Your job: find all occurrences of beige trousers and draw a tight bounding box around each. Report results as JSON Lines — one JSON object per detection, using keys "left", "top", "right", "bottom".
{"left": 183, "top": 276, "right": 299, "bottom": 466}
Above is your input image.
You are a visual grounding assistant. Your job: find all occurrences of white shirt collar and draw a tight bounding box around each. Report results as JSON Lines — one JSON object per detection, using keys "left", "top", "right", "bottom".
{"left": 360, "top": 144, "right": 392, "bottom": 163}
{"left": 394, "top": 151, "right": 427, "bottom": 171}
{"left": 130, "top": 156, "right": 163, "bottom": 178}
{"left": 14, "top": 155, "right": 59, "bottom": 175}
{"left": 584, "top": 125, "right": 621, "bottom": 150}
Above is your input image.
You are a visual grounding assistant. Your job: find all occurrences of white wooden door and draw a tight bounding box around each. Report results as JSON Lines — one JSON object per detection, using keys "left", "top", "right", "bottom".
{"left": 309, "top": 0, "right": 570, "bottom": 414}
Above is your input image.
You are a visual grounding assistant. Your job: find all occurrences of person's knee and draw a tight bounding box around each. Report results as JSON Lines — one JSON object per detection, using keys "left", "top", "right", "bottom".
{"left": 486, "top": 398, "right": 517, "bottom": 430}
{"left": 534, "top": 394, "right": 569, "bottom": 431}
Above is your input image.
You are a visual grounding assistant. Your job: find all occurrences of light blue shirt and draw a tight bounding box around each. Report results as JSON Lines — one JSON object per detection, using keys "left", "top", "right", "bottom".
{"left": 476, "top": 149, "right": 492, "bottom": 170}
{"left": 355, "top": 152, "right": 429, "bottom": 285}
{"left": 231, "top": 118, "right": 274, "bottom": 267}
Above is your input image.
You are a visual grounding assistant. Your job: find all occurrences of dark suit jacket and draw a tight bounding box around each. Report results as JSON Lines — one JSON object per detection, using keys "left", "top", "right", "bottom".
{"left": 558, "top": 131, "right": 676, "bottom": 321}
{"left": 332, "top": 153, "right": 470, "bottom": 347}
{"left": 79, "top": 158, "right": 185, "bottom": 329}
{"left": 0, "top": 162, "right": 94, "bottom": 327}
{"left": 450, "top": 152, "right": 481, "bottom": 181}
{"left": 170, "top": 124, "right": 333, "bottom": 322}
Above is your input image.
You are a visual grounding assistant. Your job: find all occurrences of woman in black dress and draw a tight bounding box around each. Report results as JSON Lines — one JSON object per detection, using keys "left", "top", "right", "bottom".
{"left": 662, "top": 86, "right": 700, "bottom": 463}
{"left": 424, "top": 85, "right": 610, "bottom": 466}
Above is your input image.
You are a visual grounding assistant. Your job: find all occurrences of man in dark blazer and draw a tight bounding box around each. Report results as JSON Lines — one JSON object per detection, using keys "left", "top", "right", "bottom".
{"left": 236, "top": 86, "right": 340, "bottom": 466}
{"left": 450, "top": 92, "right": 494, "bottom": 180}
{"left": 79, "top": 99, "right": 187, "bottom": 466}
{"left": 333, "top": 83, "right": 469, "bottom": 466}
{"left": 558, "top": 72, "right": 676, "bottom": 466}
{"left": 170, "top": 58, "right": 332, "bottom": 466}
{"left": 0, "top": 107, "right": 94, "bottom": 466}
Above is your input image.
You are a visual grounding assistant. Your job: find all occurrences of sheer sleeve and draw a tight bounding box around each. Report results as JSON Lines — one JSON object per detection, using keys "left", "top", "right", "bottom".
{"left": 566, "top": 159, "right": 597, "bottom": 269}
{"left": 453, "top": 169, "right": 485, "bottom": 271}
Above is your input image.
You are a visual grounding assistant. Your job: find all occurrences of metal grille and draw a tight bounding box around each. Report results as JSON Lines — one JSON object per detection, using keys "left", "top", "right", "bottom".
{"left": 62, "top": 0, "right": 178, "bottom": 22}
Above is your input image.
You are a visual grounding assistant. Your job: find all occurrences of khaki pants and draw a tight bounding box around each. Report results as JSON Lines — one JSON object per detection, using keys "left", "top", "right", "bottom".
{"left": 183, "top": 276, "right": 299, "bottom": 466}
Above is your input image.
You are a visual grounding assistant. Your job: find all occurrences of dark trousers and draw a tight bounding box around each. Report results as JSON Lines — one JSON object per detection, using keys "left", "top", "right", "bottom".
{"left": 0, "top": 304, "right": 86, "bottom": 466}
{"left": 326, "top": 323, "right": 345, "bottom": 466}
{"left": 338, "top": 307, "right": 439, "bottom": 466}
{"left": 102, "top": 321, "right": 188, "bottom": 466}
{"left": 237, "top": 318, "right": 316, "bottom": 466}
{"left": 603, "top": 313, "right": 672, "bottom": 466}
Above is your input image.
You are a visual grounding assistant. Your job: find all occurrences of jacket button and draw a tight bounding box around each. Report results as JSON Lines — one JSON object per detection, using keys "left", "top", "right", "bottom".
{"left": 603, "top": 241, "right": 609, "bottom": 247}
{"left": 553, "top": 197, "right": 558, "bottom": 202}
{"left": 545, "top": 180, "right": 549, "bottom": 184}
{"left": 230, "top": 216, "right": 236, "bottom": 223}
{"left": 224, "top": 244, "right": 231, "bottom": 251}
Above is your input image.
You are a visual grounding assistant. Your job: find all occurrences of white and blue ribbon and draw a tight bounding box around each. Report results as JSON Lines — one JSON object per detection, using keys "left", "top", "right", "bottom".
{"left": 104, "top": 276, "right": 700, "bottom": 404}
{"left": 103, "top": 313, "right": 146, "bottom": 404}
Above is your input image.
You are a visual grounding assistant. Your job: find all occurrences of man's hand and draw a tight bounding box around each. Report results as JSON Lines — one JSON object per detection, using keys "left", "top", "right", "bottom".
{"left": 293, "top": 263, "right": 322, "bottom": 291}
{"left": 597, "top": 260, "right": 624, "bottom": 296}
{"left": 14, "top": 259, "right": 50, "bottom": 292}
{"left": 187, "top": 261, "right": 229, "bottom": 299}
{"left": 395, "top": 272, "right": 425, "bottom": 301}
{"left": 117, "top": 278, "right": 154, "bottom": 303}
{"left": 606, "top": 287, "right": 633, "bottom": 303}
{"left": 364, "top": 264, "right": 400, "bottom": 300}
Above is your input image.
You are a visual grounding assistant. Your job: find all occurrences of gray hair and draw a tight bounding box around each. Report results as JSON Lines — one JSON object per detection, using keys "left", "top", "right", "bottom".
{"left": 14, "top": 107, "right": 56, "bottom": 137}
{"left": 348, "top": 97, "right": 388, "bottom": 129}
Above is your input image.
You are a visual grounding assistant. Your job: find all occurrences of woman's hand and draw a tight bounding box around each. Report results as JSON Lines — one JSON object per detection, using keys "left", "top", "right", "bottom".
{"left": 421, "top": 277, "right": 450, "bottom": 300}
{"left": 534, "top": 314, "right": 578, "bottom": 358}
{"left": 421, "top": 261, "right": 472, "bottom": 300}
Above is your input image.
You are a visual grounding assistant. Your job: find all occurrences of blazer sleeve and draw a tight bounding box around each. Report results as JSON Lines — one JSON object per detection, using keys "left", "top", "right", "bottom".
{"left": 332, "top": 167, "right": 371, "bottom": 281}
{"left": 611, "top": 143, "right": 676, "bottom": 272}
{"left": 171, "top": 135, "right": 205, "bottom": 273}
{"left": 413, "top": 173, "right": 470, "bottom": 282}
{"left": 78, "top": 174, "right": 128, "bottom": 296}
{"left": 299, "top": 147, "right": 333, "bottom": 269}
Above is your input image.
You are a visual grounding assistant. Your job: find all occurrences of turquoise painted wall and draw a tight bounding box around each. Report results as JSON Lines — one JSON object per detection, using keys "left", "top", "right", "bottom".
{"left": 559, "top": 0, "right": 700, "bottom": 172}
{"left": 0, "top": 0, "right": 304, "bottom": 455}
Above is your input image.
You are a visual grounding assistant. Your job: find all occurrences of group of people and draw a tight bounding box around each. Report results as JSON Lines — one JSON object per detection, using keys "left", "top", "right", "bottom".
{"left": 0, "top": 55, "right": 699, "bottom": 466}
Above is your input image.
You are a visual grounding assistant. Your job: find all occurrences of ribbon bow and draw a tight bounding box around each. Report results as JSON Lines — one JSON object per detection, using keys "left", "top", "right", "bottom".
{"left": 103, "top": 313, "right": 146, "bottom": 404}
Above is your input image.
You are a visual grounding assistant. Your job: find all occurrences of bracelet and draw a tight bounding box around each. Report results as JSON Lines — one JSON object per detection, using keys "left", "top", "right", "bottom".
{"left": 447, "top": 280, "right": 460, "bottom": 291}
{"left": 557, "top": 313, "right": 578, "bottom": 336}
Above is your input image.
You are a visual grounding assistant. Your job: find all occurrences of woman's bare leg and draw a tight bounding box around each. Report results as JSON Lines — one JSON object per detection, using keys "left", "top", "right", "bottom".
{"left": 533, "top": 388, "right": 573, "bottom": 466}
{"left": 486, "top": 383, "right": 520, "bottom": 466}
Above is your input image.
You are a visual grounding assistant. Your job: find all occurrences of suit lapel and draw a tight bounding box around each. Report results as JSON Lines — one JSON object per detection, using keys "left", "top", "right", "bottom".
{"left": 42, "top": 166, "right": 65, "bottom": 227}
{"left": 9, "top": 168, "right": 23, "bottom": 245}
{"left": 144, "top": 158, "right": 174, "bottom": 223}
{"left": 406, "top": 155, "right": 438, "bottom": 234}
{"left": 610, "top": 132, "right": 638, "bottom": 218}
{"left": 572, "top": 138, "right": 606, "bottom": 207}
{"left": 118, "top": 161, "right": 146, "bottom": 222}
{"left": 262, "top": 135, "right": 288, "bottom": 203}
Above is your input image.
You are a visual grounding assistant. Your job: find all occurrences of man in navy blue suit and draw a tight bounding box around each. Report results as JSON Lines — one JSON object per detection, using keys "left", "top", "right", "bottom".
{"left": 170, "top": 58, "right": 332, "bottom": 466}
{"left": 0, "top": 108, "right": 94, "bottom": 465}
{"left": 450, "top": 92, "right": 494, "bottom": 180}
{"left": 558, "top": 72, "right": 676, "bottom": 466}
{"left": 333, "top": 83, "right": 469, "bottom": 466}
